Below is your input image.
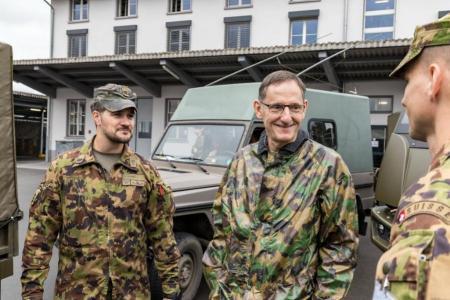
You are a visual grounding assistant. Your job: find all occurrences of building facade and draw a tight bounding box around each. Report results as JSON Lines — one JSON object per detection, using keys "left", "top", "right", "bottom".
{"left": 13, "top": 0, "right": 450, "bottom": 162}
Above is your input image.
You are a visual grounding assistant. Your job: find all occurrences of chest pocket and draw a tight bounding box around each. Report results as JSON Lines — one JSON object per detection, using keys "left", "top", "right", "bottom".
{"left": 60, "top": 176, "right": 99, "bottom": 247}
{"left": 379, "top": 230, "right": 434, "bottom": 300}
{"left": 120, "top": 174, "right": 148, "bottom": 211}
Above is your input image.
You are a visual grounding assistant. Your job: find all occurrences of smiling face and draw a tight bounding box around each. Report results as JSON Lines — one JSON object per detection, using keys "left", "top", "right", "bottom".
{"left": 93, "top": 108, "right": 135, "bottom": 146}
{"left": 254, "top": 79, "right": 308, "bottom": 152}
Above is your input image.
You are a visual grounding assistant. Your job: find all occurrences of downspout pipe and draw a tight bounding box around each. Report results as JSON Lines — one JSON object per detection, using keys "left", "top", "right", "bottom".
{"left": 42, "top": 0, "right": 54, "bottom": 58}
{"left": 343, "top": 0, "right": 349, "bottom": 42}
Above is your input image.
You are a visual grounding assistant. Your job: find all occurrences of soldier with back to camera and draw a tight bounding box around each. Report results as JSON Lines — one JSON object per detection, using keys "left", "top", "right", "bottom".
{"left": 374, "top": 14, "right": 450, "bottom": 300}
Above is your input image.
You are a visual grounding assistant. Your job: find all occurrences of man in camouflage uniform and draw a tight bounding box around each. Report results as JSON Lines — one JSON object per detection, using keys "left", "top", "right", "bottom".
{"left": 202, "top": 70, "right": 359, "bottom": 299}
{"left": 21, "top": 84, "right": 181, "bottom": 300}
{"left": 373, "top": 14, "right": 450, "bottom": 300}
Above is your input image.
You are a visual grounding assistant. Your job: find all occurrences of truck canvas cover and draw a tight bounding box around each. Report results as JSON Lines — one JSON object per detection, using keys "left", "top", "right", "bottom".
{"left": 0, "top": 42, "right": 18, "bottom": 225}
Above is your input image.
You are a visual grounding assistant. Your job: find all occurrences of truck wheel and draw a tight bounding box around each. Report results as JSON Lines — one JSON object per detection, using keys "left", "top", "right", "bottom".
{"left": 175, "top": 232, "right": 203, "bottom": 300}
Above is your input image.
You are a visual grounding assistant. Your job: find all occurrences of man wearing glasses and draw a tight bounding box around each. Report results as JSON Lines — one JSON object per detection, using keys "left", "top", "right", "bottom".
{"left": 203, "top": 70, "right": 359, "bottom": 299}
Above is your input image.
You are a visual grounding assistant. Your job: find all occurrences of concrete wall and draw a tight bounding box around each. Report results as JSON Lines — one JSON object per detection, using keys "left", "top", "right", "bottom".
{"left": 344, "top": 79, "right": 405, "bottom": 126}
{"left": 52, "top": 0, "right": 450, "bottom": 57}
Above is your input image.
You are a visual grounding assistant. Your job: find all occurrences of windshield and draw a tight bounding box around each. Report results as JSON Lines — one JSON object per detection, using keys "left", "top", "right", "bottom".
{"left": 153, "top": 124, "right": 245, "bottom": 166}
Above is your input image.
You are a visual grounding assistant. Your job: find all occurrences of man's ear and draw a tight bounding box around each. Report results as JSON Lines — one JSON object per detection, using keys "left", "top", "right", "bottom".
{"left": 92, "top": 110, "right": 102, "bottom": 127}
{"left": 303, "top": 99, "right": 309, "bottom": 113}
{"left": 429, "top": 63, "right": 443, "bottom": 102}
{"left": 253, "top": 99, "right": 263, "bottom": 119}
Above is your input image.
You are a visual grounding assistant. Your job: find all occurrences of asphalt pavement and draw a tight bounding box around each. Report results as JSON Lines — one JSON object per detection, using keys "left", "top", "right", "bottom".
{"left": 1, "top": 161, "right": 382, "bottom": 300}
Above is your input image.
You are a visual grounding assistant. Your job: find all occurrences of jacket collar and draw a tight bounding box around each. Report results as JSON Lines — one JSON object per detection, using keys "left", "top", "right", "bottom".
{"left": 256, "top": 129, "right": 309, "bottom": 156}
{"left": 73, "top": 136, "right": 138, "bottom": 171}
{"left": 430, "top": 139, "right": 450, "bottom": 170}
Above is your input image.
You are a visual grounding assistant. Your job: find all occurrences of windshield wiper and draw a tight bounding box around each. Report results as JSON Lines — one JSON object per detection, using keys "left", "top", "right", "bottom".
{"left": 179, "top": 156, "right": 204, "bottom": 162}
{"left": 179, "top": 157, "right": 209, "bottom": 174}
{"left": 153, "top": 153, "right": 177, "bottom": 169}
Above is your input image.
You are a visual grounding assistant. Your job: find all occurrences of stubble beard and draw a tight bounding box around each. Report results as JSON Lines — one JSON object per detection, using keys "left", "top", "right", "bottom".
{"left": 104, "top": 128, "right": 133, "bottom": 144}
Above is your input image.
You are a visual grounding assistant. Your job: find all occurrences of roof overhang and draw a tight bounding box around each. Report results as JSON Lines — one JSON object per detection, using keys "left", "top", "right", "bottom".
{"left": 13, "top": 39, "right": 411, "bottom": 97}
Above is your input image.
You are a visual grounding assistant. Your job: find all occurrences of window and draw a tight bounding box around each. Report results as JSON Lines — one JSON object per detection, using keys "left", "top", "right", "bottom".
{"left": 308, "top": 119, "right": 337, "bottom": 149}
{"left": 67, "top": 29, "right": 87, "bottom": 57}
{"left": 67, "top": 99, "right": 86, "bottom": 137}
{"left": 289, "top": 10, "right": 319, "bottom": 45}
{"left": 438, "top": 11, "right": 450, "bottom": 19}
{"left": 371, "top": 125, "right": 386, "bottom": 168}
{"left": 166, "top": 99, "right": 181, "bottom": 125}
{"left": 169, "top": 0, "right": 191, "bottom": 13}
{"left": 363, "top": 0, "right": 395, "bottom": 41}
{"left": 224, "top": 16, "right": 251, "bottom": 49}
{"left": 71, "top": 0, "right": 88, "bottom": 21}
{"left": 226, "top": 0, "right": 251, "bottom": 8}
{"left": 117, "top": 0, "right": 137, "bottom": 17}
{"left": 369, "top": 96, "right": 393, "bottom": 113}
{"left": 166, "top": 21, "right": 191, "bottom": 51}
{"left": 114, "top": 26, "right": 137, "bottom": 54}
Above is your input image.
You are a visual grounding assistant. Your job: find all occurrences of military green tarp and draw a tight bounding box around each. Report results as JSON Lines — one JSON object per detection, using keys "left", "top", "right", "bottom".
{"left": 0, "top": 42, "right": 19, "bottom": 224}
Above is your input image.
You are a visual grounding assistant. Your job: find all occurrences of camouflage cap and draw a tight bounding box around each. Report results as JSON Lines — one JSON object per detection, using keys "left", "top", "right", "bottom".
{"left": 93, "top": 83, "right": 137, "bottom": 112}
{"left": 390, "top": 13, "right": 450, "bottom": 77}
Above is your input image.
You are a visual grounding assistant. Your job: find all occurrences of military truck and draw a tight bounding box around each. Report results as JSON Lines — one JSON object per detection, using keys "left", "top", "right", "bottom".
{"left": 151, "top": 83, "right": 375, "bottom": 299}
{"left": 370, "top": 112, "right": 430, "bottom": 251}
{"left": 0, "top": 42, "right": 21, "bottom": 291}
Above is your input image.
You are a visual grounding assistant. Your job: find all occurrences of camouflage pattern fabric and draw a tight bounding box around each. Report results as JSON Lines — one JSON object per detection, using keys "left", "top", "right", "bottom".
{"left": 374, "top": 141, "right": 450, "bottom": 300}
{"left": 390, "top": 13, "right": 450, "bottom": 76}
{"left": 203, "top": 132, "right": 359, "bottom": 299}
{"left": 21, "top": 139, "right": 180, "bottom": 300}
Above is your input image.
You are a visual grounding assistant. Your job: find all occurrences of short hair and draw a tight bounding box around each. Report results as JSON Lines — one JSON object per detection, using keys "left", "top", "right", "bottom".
{"left": 90, "top": 101, "right": 106, "bottom": 113}
{"left": 258, "top": 70, "right": 306, "bottom": 100}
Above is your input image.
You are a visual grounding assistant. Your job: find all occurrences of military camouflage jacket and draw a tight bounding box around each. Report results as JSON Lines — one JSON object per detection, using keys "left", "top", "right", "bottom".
{"left": 21, "top": 139, "right": 180, "bottom": 300}
{"left": 374, "top": 141, "right": 450, "bottom": 300}
{"left": 203, "top": 131, "right": 359, "bottom": 299}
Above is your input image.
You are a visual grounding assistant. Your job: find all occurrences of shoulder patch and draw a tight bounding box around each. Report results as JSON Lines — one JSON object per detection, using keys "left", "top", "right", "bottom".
{"left": 397, "top": 201, "right": 450, "bottom": 224}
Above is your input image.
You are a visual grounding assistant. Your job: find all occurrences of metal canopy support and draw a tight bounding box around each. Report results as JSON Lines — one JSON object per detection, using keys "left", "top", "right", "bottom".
{"left": 109, "top": 62, "right": 161, "bottom": 97}
{"left": 13, "top": 72, "right": 57, "bottom": 98}
{"left": 160, "top": 59, "right": 200, "bottom": 87}
{"left": 318, "top": 51, "right": 341, "bottom": 89}
{"left": 33, "top": 66, "right": 93, "bottom": 98}
{"left": 238, "top": 56, "right": 262, "bottom": 82}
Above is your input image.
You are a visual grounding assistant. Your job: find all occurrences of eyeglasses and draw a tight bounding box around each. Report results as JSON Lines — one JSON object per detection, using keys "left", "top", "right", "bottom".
{"left": 259, "top": 101, "right": 305, "bottom": 115}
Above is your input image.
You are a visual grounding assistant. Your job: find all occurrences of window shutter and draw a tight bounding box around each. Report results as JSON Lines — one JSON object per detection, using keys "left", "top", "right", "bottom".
{"left": 181, "top": 29, "right": 190, "bottom": 50}
{"left": 240, "top": 23, "right": 250, "bottom": 48}
{"left": 128, "top": 31, "right": 136, "bottom": 54}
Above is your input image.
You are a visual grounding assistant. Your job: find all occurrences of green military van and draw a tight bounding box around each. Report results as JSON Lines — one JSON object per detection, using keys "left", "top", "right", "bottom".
{"left": 0, "top": 42, "right": 21, "bottom": 288}
{"left": 150, "top": 82, "right": 375, "bottom": 298}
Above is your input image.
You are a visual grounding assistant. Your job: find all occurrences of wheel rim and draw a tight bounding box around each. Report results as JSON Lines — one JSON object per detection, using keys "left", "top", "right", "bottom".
{"left": 179, "top": 253, "right": 194, "bottom": 289}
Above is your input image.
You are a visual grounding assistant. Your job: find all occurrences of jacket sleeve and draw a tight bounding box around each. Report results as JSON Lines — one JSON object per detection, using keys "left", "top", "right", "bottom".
{"left": 21, "top": 161, "right": 62, "bottom": 300}
{"left": 202, "top": 163, "right": 234, "bottom": 300}
{"left": 315, "top": 156, "right": 359, "bottom": 300}
{"left": 146, "top": 172, "right": 181, "bottom": 299}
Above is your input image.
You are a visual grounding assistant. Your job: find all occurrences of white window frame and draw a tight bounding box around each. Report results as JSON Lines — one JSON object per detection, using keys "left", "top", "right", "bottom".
{"left": 166, "top": 98, "right": 181, "bottom": 125}
{"left": 168, "top": 0, "right": 192, "bottom": 13}
{"left": 363, "top": 0, "right": 396, "bottom": 41}
{"left": 117, "top": 0, "right": 138, "bottom": 17}
{"left": 290, "top": 18, "right": 318, "bottom": 45}
{"left": 226, "top": 0, "right": 252, "bottom": 8}
{"left": 67, "top": 99, "right": 86, "bottom": 137}
{"left": 68, "top": 34, "right": 87, "bottom": 57}
{"left": 115, "top": 30, "right": 136, "bottom": 54}
{"left": 70, "top": 0, "right": 89, "bottom": 22}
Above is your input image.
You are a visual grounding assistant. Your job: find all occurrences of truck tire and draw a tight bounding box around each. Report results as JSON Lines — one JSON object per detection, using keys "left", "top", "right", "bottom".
{"left": 176, "top": 232, "right": 203, "bottom": 300}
